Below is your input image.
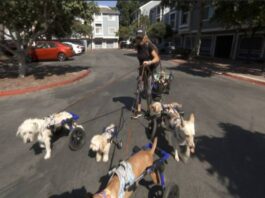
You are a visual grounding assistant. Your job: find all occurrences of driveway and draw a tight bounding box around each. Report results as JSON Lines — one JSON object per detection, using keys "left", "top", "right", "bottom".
{"left": 0, "top": 49, "right": 264, "bottom": 198}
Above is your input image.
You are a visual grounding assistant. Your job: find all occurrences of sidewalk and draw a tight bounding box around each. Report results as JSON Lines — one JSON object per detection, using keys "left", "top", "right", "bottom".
{"left": 169, "top": 57, "right": 265, "bottom": 86}
{"left": 0, "top": 60, "right": 91, "bottom": 97}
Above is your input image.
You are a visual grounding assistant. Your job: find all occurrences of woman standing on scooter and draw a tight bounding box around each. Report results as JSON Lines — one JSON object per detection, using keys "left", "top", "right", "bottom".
{"left": 132, "top": 29, "right": 160, "bottom": 118}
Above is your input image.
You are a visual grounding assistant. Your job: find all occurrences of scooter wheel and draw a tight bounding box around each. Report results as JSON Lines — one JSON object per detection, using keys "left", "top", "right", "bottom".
{"left": 163, "top": 183, "right": 180, "bottom": 198}
{"left": 69, "top": 127, "right": 86, "bottom": 151}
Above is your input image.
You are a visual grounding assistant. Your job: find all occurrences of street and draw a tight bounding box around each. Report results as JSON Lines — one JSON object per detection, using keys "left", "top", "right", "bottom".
{"left": 0, "top": 50, "right": 265, "bottom": 198}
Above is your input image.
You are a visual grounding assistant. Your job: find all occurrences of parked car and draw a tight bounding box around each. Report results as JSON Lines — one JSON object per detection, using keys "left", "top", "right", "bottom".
{"left": 158, "top": 42, "right": 176, "bottom": 54}
{"left": 62, "top": 41, "right": 84, "bottom": 55}
{"left": 28, "top": 41, "right": 74, "bottom": 61}
{"left": 120, "top": 39, "right": 134, "bottom": 49}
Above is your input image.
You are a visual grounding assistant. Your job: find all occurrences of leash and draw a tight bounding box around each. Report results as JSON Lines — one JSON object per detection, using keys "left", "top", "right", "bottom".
{"left": 59, "top": 68, "right": 136, "bottom": 112}
{"left": 108, "top": 107, "right": 128, "bottom": 171}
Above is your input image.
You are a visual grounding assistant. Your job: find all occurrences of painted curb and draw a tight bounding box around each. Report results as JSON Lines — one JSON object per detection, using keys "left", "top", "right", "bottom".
{"left": 223, "top": 73, "right": 265, "bottom": 87}
{"left": 0, "top": 69, "right": 91, "bottom": 97}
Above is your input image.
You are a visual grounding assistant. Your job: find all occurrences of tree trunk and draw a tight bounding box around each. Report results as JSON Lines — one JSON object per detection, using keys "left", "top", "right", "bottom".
{"left": 17, "top": 45, "right": 27, "bottom": 78}
{"left": 191, "top": 0, "right": 203, "bottom": 58}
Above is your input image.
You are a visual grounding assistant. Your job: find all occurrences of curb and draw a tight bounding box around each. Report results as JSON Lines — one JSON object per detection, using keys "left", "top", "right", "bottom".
{"left": 0, "top": 69, "right": 91, "bottom": 97}
{"left": 222, "top": 73, "right": 265, "bottom": 87}
{"left": 169, "top": 59, "right": 265, "bottom": 87}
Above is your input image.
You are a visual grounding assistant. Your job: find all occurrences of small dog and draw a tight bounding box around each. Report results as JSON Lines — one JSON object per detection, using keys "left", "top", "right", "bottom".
{"left": 16, "top": 111, "right": 82, "bottom": 160}
{"left": 93, "top": 138, "right": 158, "bottom": 198}
{"left": 150, "top": 102, "right": 196, "bottom": 162}
{"left": 89, "top": 124, "right": 116, "bottom": 162}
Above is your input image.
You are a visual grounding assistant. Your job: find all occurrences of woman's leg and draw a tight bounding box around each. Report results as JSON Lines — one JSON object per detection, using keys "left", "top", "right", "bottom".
{"left": 133, "top": 68, "right": 143, "bottom": 116}
{"left": 146, "top": 73, "right": 152, "bottom": 112}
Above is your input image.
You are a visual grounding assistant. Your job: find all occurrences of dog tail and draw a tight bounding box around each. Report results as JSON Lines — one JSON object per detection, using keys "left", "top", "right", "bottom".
{"left": 150, "top": 137, "right": 158, "bottom": 155}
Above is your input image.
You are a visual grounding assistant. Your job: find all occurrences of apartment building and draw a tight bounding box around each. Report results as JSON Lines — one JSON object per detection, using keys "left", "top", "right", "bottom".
{"left": 132, "top": 1, "right": 161, "bottom": 24}
{"left": 91, "top": 6, "right": 119, "bottom": 49}
{"left": 147, "top": 1, "right": 265, "bottom": 60}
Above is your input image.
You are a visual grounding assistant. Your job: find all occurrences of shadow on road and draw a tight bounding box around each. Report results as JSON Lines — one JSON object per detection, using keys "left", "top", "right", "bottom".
{"left": 49, "top": 186, "right": 92, "bottom": 198}
{"left": 0, "top": 61, "right": 90, "bottom": 79}
{"left": 29, "top": 128, "right": 69, "bottom": 155}
{"left": 112, "top": 96, "right": 135, "bottom": 111}
{"left": 195, "top": 123, "right": 265, "bottom": 198}
{"left": 166, "top": 58, "right": 264, "bottom": 78}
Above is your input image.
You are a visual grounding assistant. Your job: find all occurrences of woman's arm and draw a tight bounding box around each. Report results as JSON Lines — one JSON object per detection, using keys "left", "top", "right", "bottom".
{"left": 143, "top": 49, "right": 160, "bottom": 66}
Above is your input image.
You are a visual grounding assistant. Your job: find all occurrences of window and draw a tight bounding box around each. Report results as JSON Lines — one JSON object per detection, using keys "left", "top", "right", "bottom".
{"left": 95, "top": 13, "right": 101, "bottom": 20}
{"left": 170, "top": 13, "right": 176, "bottom": 28}
{"left": 156, "top": 6, "right": 160, "bottom": 15}
{"left": 109, "top": 27, "right": 116, "bottom": 34}
{"left": 180, "top": 11, "right": 189, "bottom": 26}
{"left": 108, "top": 15, "right": 115, "bottom": 21}
{"left": 202, "top": 5, "right": 213, "bottom": 21}
{"left": 95, "top": 23, "right": 102, "bottom": 34}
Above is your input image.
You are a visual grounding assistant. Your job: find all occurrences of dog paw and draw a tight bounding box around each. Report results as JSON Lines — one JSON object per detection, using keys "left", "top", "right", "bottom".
{"left": 96, "top": 154, "right": 102, "bottom": 162}
{"left": 174, "top": 150, "right": 180, "bottom": 162}
{"left": 175, "top": 155, "right": 180, "bottom": 162}
{"left": 103, "top": 156, "right": 109, "bottom": 162}
{"left": 44, "top": 154, "right": 51, "bottom": 160}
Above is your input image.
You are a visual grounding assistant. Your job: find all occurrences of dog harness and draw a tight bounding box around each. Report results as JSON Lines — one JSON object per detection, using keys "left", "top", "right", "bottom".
{"left": 108, "top": 161, "right": 135, "bottom": 198}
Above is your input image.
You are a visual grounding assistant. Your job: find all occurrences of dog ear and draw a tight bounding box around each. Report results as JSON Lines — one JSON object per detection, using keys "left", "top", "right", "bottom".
{"left": 16, "top": 129, "right": 21, "bottom": 137}
{"left": 188, "top": 113, "right": 195, "bottom": 123}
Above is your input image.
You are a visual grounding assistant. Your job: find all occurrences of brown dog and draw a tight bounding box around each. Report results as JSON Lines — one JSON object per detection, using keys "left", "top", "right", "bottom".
{"left": 93, "top": 138, "right": 158, "bottom": 198}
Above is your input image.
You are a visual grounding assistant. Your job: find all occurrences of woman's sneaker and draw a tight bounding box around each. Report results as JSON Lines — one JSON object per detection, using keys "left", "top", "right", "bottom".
{"left": 131, "top": 111, "right": 143, "bottom": 119}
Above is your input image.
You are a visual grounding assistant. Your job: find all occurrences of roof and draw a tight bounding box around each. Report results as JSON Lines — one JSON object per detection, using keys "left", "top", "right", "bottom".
{"left": 99, "top": 6, "right": 119, "bottom": 14}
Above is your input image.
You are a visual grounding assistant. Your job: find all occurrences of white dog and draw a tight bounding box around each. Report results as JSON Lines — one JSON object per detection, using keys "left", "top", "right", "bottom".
{"left": 150, "top": 102, "right": 196, "bottom": 162}
{"left": 16, "top": 111, "right": 82, "bottom": 160}
{"left": 89, "top": 124, "right": 116, "bottom": 162}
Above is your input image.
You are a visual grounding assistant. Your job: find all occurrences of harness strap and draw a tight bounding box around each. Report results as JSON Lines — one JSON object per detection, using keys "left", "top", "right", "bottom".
{"left": 97, "top": 189, "right": 112, "bottom": 198}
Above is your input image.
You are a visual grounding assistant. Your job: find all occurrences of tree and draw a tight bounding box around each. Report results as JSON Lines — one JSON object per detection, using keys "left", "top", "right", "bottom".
{"left": 0, "top": 0, "right": 98, "bottom": 77}
{"left": 212, "top": 0, "right": 265, "bottom": 61}
{"left": 116, "top": 0, "right": 150, "bottom": 26}
{"left": 117, "top": 15, "right": 150, "bottom": 41}
{"left": 148, "top": 22, "right": 167, "bottom": 42}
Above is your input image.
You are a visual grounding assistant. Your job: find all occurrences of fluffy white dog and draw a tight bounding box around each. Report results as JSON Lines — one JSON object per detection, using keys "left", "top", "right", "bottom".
{"left": 150, "top": 102, "right": 196, "bottom": 162}
{"left": 16, "top": 111, "right": 81, "bottom": 160}
{"left": 89, "top": 124, "right": 116, "bottom": 162}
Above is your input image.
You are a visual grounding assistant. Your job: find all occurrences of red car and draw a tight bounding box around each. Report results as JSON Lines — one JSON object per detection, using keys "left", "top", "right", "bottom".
{"left": 28, "top": 41, "right": 74, "bottom": 61}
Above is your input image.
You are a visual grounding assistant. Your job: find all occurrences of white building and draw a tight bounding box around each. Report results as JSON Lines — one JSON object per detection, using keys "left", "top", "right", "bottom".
{"left": 91, "top": 6, "right": 120, "bottom": 49}
{"left": 132, "top": 1, "right": 161, "bottom": 23}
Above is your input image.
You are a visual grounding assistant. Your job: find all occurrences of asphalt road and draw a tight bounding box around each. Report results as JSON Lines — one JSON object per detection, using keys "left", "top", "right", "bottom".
{"left": 0, "top": 50, "right": 265, "bottom": 198}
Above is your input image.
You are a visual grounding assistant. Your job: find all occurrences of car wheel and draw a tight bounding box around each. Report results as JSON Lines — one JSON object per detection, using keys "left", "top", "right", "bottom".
{"left": 57, "top": 52, "right": 66, "bottom": 61}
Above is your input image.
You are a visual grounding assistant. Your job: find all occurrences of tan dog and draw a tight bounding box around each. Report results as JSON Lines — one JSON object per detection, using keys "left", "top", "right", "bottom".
{"left": 89, "top": 124, "right": 116, "bottom": 162}
{"left": 150, "top": 102, "right": 196, "bottom": 162}
{"left": 93, "top": 138, "right": 158, "bottom": 198}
